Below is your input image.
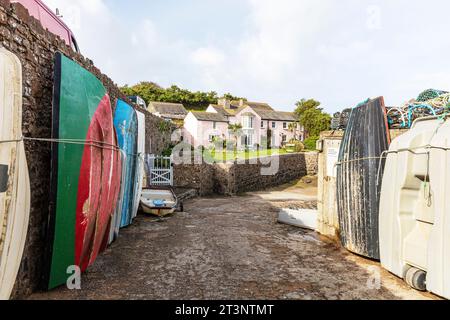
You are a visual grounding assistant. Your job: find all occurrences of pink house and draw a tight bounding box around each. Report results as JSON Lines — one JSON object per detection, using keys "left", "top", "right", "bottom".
{"left": 184, "top": 99, "right": 304, "bottom": 149}
{"left": 183, "top": 112, "right": 230, "bottom": 148}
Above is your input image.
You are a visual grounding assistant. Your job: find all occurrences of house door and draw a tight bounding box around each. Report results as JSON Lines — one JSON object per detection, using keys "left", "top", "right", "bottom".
{"left": 241, "top": 132, "right": 253, "bottom": 148}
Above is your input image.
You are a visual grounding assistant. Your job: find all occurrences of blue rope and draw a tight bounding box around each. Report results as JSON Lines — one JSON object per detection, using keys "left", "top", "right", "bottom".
{"left": 407, "top": 104, "right": 437, "bottom": 127}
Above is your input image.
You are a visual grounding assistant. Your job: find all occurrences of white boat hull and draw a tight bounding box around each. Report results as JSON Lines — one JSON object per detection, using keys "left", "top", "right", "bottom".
{"left": 140, "top": 188, "right": 177, "bottom": 217}
{"left": 0, "top": 48, "right": 30, "bottom": 300}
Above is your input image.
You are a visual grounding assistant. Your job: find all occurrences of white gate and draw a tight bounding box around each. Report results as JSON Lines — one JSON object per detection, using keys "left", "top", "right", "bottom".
{"left": 145, "top": 155, "right": 173, "bottom": 186}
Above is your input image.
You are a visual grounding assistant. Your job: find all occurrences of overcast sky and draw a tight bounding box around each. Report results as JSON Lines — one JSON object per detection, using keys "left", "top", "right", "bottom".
{"left": 44, "top": 0, "right": 450, "bottom": 113}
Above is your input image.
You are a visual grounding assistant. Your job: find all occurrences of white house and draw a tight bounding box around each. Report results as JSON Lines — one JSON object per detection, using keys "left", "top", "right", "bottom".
{"left": 184, "top": 99, "right": 304, "bottom": 149}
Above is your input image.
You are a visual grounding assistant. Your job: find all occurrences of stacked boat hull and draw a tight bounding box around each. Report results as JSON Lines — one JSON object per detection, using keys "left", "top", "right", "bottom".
{"left": 336, "top": 97, "right": 390, "bottom": 260}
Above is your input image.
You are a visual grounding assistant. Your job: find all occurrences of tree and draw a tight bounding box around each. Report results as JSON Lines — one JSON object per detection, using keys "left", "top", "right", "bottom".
{"left": 228, "top": 123, "right": 243, "bottom": 151}
{"left": 294, "top": 98, "right": 322, "bottom": 117}
{"left": 121, "top": 82, "right": 247, "bottom": 111}
{"left": 288, "top": 122, "right": 300, "bottom": 140}
{"left": 222, "top": 93, "right": 247, "bottom": 102}
{"left": 294, "top": 98, "right": 331, "bottom": 138}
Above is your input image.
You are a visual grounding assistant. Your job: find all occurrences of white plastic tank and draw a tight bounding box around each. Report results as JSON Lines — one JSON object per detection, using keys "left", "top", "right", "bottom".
{"left": 379, "top": 116, "right": 450, "bottom": 299}
{"left": 427, "top": 117, "right": 450, "bottom": 299}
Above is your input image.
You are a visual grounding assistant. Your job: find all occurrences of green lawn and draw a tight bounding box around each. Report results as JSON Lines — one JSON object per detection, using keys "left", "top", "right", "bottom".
{"left": 203, "top": 148, "right": 288, "bottom": 163}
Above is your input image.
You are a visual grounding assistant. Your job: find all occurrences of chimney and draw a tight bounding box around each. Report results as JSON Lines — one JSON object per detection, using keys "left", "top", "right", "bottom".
{"left": 218, "top": 98, "right": 231, "bottom": 109}
{"left": 239, "top": 99, "right": 245, "bottom": 107}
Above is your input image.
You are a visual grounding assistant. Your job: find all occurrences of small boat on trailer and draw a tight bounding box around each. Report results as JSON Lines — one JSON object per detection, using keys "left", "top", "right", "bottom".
{"left": 140, "top": 187, "right": 179, "bottom": 217}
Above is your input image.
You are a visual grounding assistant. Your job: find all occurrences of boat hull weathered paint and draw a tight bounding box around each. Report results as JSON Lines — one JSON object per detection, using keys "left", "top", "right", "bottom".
{"left": 109, "top": 150, "right": 127, "bottom": 245}
{"left": 140, "top": 188, "right": 178, "bottom": 217}
{"left": 46, "top": 53, "right": 121, "bottom": 289}
{"left": 336, "top": 97, "right": 390, "bottom": 260}
{"left": 0, "top": 48, "right": 30, "bottom": 300}
{"left": 114, "top": 99, "right": 138, "bottom": 228}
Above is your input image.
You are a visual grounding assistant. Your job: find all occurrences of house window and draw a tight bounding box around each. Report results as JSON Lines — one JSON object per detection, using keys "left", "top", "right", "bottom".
{"left": 242, "top": 116, "right": 254, "bottom": 129}
{"left": 283, "top": 122, "right": 287, "bottom": 129}
{"left": 241, "top": 132, "right": 253, "bottom": 147}
{"left": 282, "top": 134, "right": 287, "bottom": 143}
{"left": 261, "top": 121, "right": 264, "bottom": 128}
{"left": 213, "top": 121, "right": 217, "bottom": 129}
{"left": 272, "top": 122, "right": 276, "bottom": 129}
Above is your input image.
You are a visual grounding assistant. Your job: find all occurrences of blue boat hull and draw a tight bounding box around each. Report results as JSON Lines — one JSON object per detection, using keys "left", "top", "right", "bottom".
{"left": 114, "top": 100, "right": 138, "bottom": 228}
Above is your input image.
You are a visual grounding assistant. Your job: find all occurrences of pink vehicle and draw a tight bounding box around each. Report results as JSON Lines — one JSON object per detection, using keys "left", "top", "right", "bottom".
{"left": 11, "top": 0, "right": 80, "bottom": 52}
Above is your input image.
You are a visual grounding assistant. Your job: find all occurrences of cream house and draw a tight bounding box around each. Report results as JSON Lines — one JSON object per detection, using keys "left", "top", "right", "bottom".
{"left": 184, "top": 99, "right": 304, "bottom": 149}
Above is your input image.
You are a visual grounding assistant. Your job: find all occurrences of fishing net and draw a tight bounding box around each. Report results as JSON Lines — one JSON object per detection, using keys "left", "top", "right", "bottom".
{"left": 387, "top": 92, "right": 450, "bottom": 129}
{"left": 416, "top": 89, "right": 448, "bottom": 102}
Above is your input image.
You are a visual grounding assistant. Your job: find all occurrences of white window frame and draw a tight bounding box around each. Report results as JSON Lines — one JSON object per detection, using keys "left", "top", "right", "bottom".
{"left": 242, "top": 115, "right": 254, "bottom": 129}
{"left": 242, "top": 130, "right": 254, "bottom": 147}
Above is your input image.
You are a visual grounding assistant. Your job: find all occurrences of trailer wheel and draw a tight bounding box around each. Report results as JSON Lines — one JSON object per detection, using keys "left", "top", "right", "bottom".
{"left": 405, "top": 267, "right": 427, "bottom": 292}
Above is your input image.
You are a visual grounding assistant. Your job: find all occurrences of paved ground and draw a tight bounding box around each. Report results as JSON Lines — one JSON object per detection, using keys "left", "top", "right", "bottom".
{"left": 30, "top": 179, "right": 435, "bottom": 300}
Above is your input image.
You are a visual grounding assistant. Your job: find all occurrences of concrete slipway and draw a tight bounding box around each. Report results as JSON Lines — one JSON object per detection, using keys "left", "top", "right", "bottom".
{"left": 29, "top": 180, "right": 436, "bottom": 300}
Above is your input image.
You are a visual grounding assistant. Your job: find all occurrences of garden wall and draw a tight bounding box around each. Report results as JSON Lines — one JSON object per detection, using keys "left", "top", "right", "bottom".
{"left": 0, "top": 0, "right": 172, "bottom": 298}
{"left": 173, "top": 163, "right": 215, "bottom": 196}
{"left": 173, "top": 152, "right": 319, "bottom": 196}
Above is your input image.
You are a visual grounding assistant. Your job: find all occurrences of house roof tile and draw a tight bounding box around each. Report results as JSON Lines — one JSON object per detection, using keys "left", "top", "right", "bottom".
{"left": 215, "top": 100, "right": 297, "bottom": 121}
{"left": 255, "top": 110, "right": 297, "bottom": 121}
{"left": 192, "top": 111, "right": 229, "bottom": 122}
{"left": 149, "top": 102, "right": 188, "bottom": 118}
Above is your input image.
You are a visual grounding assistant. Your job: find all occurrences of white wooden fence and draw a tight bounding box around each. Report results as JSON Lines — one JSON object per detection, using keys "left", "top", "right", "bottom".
{"left": 145, "top": 155, "right": 173, "bottom": 186}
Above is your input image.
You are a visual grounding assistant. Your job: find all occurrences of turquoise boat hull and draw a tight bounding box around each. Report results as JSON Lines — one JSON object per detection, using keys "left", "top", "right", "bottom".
{"left": 114, "top": 100, "right": 138, "bottom": 228}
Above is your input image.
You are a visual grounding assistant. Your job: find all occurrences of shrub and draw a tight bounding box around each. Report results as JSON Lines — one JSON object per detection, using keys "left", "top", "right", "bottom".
{"left": 286, "top": 140, "right": 305, "bottom": 152}
{"left": 304, "top": 136, "right": 319, "bottom": 150}
{"left": 161, "top": 144, "right": 176, "bottom": 157}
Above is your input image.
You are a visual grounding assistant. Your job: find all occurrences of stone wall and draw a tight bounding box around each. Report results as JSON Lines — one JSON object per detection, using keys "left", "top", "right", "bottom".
{"left": 174, "top": 152, "right": 319, "bottom": 196}
{"left": 0, "top": 0, "right": 172, "bottom": 298}
{"left": 144, "top": 112, "right": 176, "bottom": 155}
{"left": 173, "top": 163, "right": 214, "bottom": 196}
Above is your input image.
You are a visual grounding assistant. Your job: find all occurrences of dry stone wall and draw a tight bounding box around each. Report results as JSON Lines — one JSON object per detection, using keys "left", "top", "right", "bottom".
{"left": 174, "top": 153, "right": 319, "bottom": 196}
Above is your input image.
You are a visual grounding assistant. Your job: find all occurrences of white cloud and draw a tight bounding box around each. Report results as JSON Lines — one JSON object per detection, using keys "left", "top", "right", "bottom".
{"left": 191, "top": 47, "right": 225, "bottom": 67}
{"left": 39, "top": 0, "right": 450, "bottom": 113}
